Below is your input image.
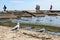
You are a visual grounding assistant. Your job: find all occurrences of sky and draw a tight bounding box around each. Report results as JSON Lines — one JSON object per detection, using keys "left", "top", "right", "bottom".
{"left": 0, "top": 0, "right": 60, "bottom": 11}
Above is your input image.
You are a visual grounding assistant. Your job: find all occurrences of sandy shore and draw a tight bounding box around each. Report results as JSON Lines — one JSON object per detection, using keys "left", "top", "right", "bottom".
{"left": 0, "top": 26, "right": 60, "bottom": 40}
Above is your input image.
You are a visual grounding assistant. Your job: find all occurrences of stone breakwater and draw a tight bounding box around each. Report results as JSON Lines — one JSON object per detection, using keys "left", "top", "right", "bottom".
{"left": 0, "top": 26, "right": 60, "bottom": 40}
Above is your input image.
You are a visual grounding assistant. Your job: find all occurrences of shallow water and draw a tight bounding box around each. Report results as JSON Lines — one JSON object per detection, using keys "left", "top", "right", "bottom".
{"left": 11, "top": 16, "right": 60, "bottom": 36}
{"left": 12, "top": 16, "right": 60, "bottom": 27}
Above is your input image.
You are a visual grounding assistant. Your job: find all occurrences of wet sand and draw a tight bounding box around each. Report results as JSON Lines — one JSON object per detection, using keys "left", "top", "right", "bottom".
{"left": 0, "top": 26, "right": 60, "bottom": 40}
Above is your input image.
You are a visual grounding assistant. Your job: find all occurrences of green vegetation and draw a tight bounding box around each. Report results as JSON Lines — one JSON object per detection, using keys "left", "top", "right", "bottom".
{"left": 0, "top": 21, "right": 60, "bottom": 32}
{"left": 20, "top": 23, "right": 60, "bottom": 32}
{"left": 0, "top": 21, "right": 16, "bottom": 27}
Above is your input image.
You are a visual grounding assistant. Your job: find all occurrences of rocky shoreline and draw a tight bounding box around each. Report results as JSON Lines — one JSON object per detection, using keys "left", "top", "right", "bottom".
{"left": 0, "top": 26, "right": 60, "bottom": 40}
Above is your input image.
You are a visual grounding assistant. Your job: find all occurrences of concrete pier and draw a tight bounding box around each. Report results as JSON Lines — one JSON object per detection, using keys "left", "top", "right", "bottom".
{"left": 0, "top": 10, "right": 60, "bottom": 19}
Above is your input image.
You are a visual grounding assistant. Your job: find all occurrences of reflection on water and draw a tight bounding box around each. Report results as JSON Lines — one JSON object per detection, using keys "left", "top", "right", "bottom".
{"left": 11, "top": 16, "right": 60, "bottom": 36}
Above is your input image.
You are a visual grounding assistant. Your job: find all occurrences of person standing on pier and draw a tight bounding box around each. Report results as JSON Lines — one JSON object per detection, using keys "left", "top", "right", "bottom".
{"left": 50, "top": 5, "right": 52, "bottom": 11}
{"left": 3, "top": 5, "right": 7, "bottom": 11}
{"left": 35, "top": 5, "right": 40, "bottom": 13}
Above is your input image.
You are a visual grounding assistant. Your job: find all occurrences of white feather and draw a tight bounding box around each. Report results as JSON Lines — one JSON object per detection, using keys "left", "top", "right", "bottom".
{"left": 12, "top": 22, "right": 19, "bottom": 30}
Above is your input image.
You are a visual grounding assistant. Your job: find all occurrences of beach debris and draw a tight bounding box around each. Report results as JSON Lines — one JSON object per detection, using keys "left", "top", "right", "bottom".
{"left": 36, "top": 28, "right": 46, "bottom": 32}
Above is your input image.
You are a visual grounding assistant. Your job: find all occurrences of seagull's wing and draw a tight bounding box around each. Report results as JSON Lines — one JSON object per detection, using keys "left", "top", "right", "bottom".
{"left": 12, "top": 25, "right": 18, "bottom": 29}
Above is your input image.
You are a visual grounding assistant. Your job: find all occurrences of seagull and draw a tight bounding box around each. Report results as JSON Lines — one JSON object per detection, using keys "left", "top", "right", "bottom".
{"left": 12, "top": 22, "right": 20, "bottom": 31}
